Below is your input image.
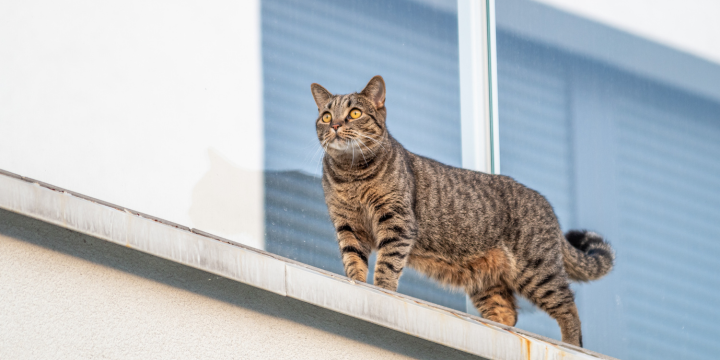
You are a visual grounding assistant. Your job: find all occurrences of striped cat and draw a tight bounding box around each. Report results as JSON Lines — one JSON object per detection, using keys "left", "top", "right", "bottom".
{"left": 310, "top": 75, "right": 614, "bottom": 347}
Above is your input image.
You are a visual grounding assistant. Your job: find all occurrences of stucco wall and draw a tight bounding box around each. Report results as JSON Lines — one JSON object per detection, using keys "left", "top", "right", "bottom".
{"left": 0, "top": 208, "right": 480, "bottom": 360}
{"left": 0, "top": 0, "right": 265, "bottom": 249}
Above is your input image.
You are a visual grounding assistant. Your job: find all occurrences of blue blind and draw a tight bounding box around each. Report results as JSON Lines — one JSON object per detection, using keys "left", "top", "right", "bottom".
{"left": 262, "top": 0, "right": 461, "bottom": 174}
{"left": 497, "top": 34, "right": 575, "bottom": 231}
{"left": 615, "top": 96, "right": 720, "bottom": 359}
{"left": 262, "top": 0, "right": 465, "bottom": 311}
{"left": 497, "top": 26, "right": 720, "bottom": 359}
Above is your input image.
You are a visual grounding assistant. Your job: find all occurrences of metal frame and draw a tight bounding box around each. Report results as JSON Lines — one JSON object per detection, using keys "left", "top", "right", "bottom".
{"left": 458, "top": 0, "right": 500, "bottom": 175}
{"left": 458, "top": 0, "right": 501, "bottom": 315}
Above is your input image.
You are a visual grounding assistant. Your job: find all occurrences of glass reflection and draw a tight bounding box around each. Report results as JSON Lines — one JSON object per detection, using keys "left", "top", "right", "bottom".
{"left": 497, "top": 0, "right": 720, "bottom": 358}
{"left": 261, "top": 0, "right": 465, "bottom": 310}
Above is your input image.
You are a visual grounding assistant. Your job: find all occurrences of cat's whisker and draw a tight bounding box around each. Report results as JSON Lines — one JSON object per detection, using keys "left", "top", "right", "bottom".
{"left": 315, "top": 151, "right": 325, "bottom": 175}
{"left": 353, "top": 132, "right": 386, "bottom": 152}
{"left": 311, "top": 139, "right": 330, "bottom": 174}
{"left": 355, "top": 139, "right": 369, "bottom": 167}
{"left": 351, "top": 138, "right": 356, "bottom": 168}
{"left": 308, "top": 143, "right": 324, "bottom": 164}
{"left": 355, "top": 138, "right": 375, "bottom": 157}
{"left": 301, "top": 137, "right": 320, "bottom": 153}
{"left": 303, "top": 136, "right": 324, "bottom": 164}
{"left": 314, "top": 139, "right": 330, "bottom": 175}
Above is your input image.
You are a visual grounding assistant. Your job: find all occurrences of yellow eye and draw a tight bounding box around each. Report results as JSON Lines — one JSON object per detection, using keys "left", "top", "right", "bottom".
{"left": 349, "top": 109, "right": 362, "bottom": 119}
{"left": 322, "top": 113, "right": 332, "bottom": 123}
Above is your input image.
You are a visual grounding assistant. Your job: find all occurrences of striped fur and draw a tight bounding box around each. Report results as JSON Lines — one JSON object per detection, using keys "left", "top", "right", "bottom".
{"left": 310, "top": 76, "right": 614, "bottom": 347}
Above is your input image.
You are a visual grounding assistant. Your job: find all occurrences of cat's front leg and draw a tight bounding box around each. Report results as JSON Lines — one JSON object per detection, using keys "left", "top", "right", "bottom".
{"left": 372, "top": 207, "right": 416, "bottom": 291}
{"left": 335, "top": 223, "right": 372, "bottom": 283}
{"left": 326, "top": 195, "right": 372, "bottom": 282}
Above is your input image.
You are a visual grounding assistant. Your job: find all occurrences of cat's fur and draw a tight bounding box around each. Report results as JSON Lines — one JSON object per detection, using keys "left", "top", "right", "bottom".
{"left": 311, "top": 76, "right": 614, "bottom": 347}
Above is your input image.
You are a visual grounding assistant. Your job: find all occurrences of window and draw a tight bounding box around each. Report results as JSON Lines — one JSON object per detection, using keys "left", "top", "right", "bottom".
{"left": 261, "top": 0, "right": 466, "bottom": 311}
{"left": 496, "top": 0, "right": 720, "bottom": 358}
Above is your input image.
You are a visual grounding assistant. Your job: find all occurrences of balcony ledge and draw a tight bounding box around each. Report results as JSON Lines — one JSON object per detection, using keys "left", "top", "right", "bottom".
{"left": 0, "top": 169, "right": 616, "bottom": 360}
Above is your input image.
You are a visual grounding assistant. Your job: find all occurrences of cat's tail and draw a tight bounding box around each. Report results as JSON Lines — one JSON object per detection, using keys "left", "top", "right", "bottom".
{"left": 561, "top": 230, "right": 615, "bottom": 282}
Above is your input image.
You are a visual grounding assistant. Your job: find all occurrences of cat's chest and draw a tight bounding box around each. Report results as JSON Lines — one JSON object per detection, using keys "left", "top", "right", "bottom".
{"left": 333, "top": 179, "right": 400, "bottom": 217}
{"left": 336, "top": 180, "right": 390, "bottom": 207}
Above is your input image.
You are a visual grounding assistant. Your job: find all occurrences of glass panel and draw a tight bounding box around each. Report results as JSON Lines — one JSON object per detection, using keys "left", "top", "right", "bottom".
{"left": 261, "top": 0, "right": 465, "bottom": 311}
{"left": 0, "top": 0, "right": 472, "bottom": 317}
{"left": 496, "top": 0, "right": 720, "bottom": 358}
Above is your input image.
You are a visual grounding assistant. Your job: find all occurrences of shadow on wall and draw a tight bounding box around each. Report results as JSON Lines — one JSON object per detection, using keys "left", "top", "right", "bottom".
{"left": 0, "top": 209, "right": 481, "bottom": 360}
{"left": 189, "top": 148, "right": 264, "bottom": 250}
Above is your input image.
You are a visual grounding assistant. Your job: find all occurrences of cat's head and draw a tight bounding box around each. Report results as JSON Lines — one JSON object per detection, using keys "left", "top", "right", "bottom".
{"left": 310, "top": 76, "right": 388, "bottom": 161}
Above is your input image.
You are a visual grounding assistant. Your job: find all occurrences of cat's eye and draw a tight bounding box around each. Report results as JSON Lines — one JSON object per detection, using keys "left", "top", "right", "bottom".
{"left": 349, "top": 109, "right": 362, "bottom": 119}
{"left": 322, "top": 113, "right": 332, "bottom": 123}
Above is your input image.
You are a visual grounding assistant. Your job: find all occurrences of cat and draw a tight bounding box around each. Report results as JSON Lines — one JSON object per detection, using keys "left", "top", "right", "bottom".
{"left": 310, "top": 75, "right": 614, "bottom": 347}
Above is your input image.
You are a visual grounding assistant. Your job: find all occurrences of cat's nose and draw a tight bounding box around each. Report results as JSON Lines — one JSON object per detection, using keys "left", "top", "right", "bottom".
{"left": 332, "top": 124, "right": 340, "bottom": 131}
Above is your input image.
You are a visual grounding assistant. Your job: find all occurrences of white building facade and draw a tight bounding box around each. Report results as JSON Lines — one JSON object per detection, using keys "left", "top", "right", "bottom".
{"left": 1, "top": 1, "right": 718, "bottom": 359}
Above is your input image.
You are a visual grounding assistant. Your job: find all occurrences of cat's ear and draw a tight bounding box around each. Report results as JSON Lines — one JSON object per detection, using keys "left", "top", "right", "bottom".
{"left": 361, "top": 75, "right": 386, "bottom": 109}
{"left": 310, "top": 83, "right": 333, "bottom": 110}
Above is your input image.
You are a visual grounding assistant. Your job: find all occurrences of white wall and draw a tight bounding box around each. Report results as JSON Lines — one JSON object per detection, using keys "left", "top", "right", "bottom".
{"left": 0, "top": 1, "right": 264, "bottom": 249}
{"left": 533, "top": 0, "right": 720, "bottom": 65}
{"left": 0, "top": 209, "right": 477, "bottom": 360}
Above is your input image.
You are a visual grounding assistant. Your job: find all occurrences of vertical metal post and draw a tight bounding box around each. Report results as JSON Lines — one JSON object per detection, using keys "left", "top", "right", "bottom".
{"left": 458, "top": 0, "right": 500, "bottom": 314}
{"left": 458, "top": 0, "right": 499, "bottom": 175}
{"left": 487, "top": 0, "right": 501, "bottom": 175}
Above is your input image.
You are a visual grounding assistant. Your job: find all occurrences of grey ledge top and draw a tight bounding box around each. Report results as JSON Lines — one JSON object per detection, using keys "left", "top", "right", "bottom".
{"left": 0, "top": 169, "right": 616, "bottom": 360}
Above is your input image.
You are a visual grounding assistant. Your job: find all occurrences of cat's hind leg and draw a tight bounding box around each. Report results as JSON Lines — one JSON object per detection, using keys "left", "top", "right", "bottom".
{"left": 515, "top": 255, "right": 582, "bottom": 347}
{"left": 468, "top": 282, "right": 518, "bottom": 326}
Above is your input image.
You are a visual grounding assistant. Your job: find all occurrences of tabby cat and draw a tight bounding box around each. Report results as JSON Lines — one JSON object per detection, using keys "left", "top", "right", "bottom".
{"left": 310, "top": 75, "right": 614, "bottom": 347}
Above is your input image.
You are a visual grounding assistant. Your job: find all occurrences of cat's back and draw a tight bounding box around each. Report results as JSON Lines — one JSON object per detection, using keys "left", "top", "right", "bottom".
{"left": 405, "top": 149, "right": 557, "bottom": 249}
{"left": 406, "top": 149, "right": 518, "bottom": 209}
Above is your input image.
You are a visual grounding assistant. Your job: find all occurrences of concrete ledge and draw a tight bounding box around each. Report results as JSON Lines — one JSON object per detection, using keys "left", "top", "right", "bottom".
{"left": 0, "top": 169, "right": 615, "bottom": 360}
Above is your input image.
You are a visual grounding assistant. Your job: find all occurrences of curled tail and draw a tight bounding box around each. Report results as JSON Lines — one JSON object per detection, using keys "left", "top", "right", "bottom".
{"left": 561, "top": 230, "right": 615, "bottom": 282}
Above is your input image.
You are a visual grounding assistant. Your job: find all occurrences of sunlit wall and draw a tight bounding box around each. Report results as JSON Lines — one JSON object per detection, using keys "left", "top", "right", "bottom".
{"left": 0, "top": 1, "right": 265, "bottom": 248}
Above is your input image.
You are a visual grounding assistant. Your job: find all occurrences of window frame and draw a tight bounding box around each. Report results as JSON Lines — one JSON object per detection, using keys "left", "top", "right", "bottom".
{"left": 457, "top": 0, "right": 500, "bottom": 314}
{"left": 458, "top": 0, "right": 500, "bottom": 176}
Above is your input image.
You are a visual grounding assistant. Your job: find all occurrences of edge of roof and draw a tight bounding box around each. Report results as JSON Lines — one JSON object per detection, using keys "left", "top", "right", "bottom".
{"left": 0, "top": 168, "right": 617, "bottom": 360}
